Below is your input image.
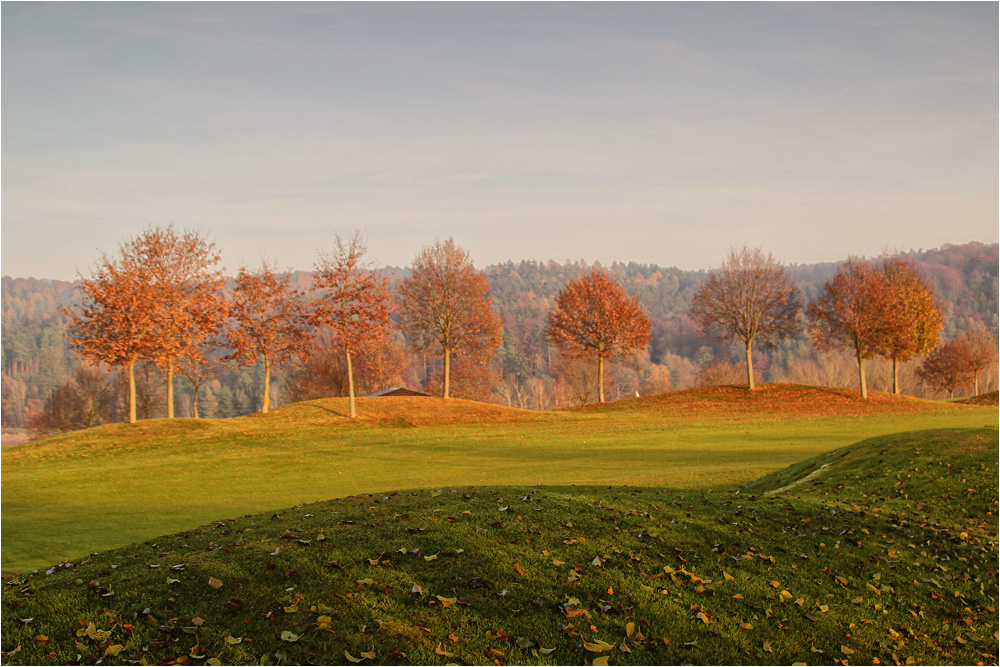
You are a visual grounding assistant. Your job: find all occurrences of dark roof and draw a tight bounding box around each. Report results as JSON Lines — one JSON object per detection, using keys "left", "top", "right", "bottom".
{"left": 365, "top": 387, "right": 429, "bottom": 398}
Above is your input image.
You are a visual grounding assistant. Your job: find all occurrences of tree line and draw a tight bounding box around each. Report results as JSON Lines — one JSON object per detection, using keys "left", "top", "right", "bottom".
{"left": 4, "top": 236, "right": 997, "bottom": 434}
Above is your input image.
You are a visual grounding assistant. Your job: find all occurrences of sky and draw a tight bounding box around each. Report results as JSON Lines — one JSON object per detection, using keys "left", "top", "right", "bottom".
{"left": 2, "top": 2, "right": 997, "bottom": 281}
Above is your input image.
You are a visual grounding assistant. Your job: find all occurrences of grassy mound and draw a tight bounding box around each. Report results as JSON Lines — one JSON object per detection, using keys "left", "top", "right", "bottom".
{"left": 4, "top": 385, "right": 995, "bottom": 575}
{"left": 3, "top": 428, "right": 996, "bottom": 666}
{"left": 956, "top": 391, "right": 999, "bottom": 406}
{"left": 578, "top": 383, "right": 957, "bottom": 418}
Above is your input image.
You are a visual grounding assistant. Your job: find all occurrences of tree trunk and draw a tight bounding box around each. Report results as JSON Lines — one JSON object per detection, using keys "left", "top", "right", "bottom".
{"left": 443, "top": 347, "right": 451, "bottom": 399}
{"left": 745, "top": 339, "right": 755, "bottom": 390}
{"left": 128, "top": 361, "right": 137, "bottom": 424}
{"left": 262, "top": 354, "right": 271, "bottom": 413}
{"left": 167, "top": 358, "right": 175, "bottom": 419}
{"left": 598, "top": 353, "right": 605, "bottom": 403}
{"left": 191, "top": 377, "right": 201, "bottom": 419}
{"left": 856, "top": 352, "right": 868, "bottom": 399}
{"left": 892, "top": 357, "right": 899, "bottom": 395}
{"left": 973, "top": 371, "right": 979, "bottom": 396}
{"left": 346, "top": 345, "right": 356, "bottom": 419}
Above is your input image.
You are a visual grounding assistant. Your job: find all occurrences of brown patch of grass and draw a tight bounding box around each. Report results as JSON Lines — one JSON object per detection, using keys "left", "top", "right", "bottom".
{"left": 956, "top": 390, "right": 999, "bottom": 406}
{"left": 577, "top": 382, "right": 961, "bottom": 418}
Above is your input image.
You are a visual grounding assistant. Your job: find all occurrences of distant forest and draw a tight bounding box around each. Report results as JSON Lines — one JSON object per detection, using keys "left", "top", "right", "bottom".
{"left": 2, "top": 241, "right": 997, "bottom": 430}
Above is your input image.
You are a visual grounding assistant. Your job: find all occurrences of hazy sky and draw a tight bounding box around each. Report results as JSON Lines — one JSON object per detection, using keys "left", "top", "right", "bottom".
{"left": 2, "top": 2, "right": 997, "bottom": 281}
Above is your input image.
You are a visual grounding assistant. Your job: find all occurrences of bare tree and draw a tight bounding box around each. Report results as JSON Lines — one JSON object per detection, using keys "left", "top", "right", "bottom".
{"left": 690, "top": 247, "right": 801, "bottom": 390}
{"left": 954, "top": 324, "right": 998, "bottom": 396}
{"left": 397, "top": 238, "right": 502, "bottom": 399}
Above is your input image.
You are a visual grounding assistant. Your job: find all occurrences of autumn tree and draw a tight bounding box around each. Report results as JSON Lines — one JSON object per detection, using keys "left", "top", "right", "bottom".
{"left": 956, "top": 324, "right": 998, "bottom": 395}
{"left": 128, "top": 225, "right": 226, "bottom": 418}
{"left": 397, "top": 238, "right": 503, "bottom": 399}
{"left": 225, "top": 262, "right": 311, "bottom": 413}
{"left": 67, "top": 245, "right": 158, "bottom": 423}
{"left": 690, "top": 247, "right": 801, "bottom": 390}
{"left": 311, "top": 229, "right": 391, "bottom": 418}
{"left": 807, "top": 257, "right": 891, "bottom": 399}
{"left": 917, "top": 340, "right": 971, "bottom": 398}
{"left": 546, "top": 268, "right": 652, "bottom": 403}
{"left": 873, "top": 256, "right": 943, "bottom": 394}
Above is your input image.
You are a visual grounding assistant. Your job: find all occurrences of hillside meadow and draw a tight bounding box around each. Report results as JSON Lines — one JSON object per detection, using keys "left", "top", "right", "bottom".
{"left": 2, "top": 384, "right": 996, "bottom": 575}
{"left": 1, "top": 425, "right": 996, "bottom": 665}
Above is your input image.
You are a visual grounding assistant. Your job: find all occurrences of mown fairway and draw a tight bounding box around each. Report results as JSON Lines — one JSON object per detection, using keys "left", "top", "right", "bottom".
{"left": 2, "top": 384, "right": 995, "bottom": 574}
{"left": 1, "top": 427, "right": 996, "bottom": 666}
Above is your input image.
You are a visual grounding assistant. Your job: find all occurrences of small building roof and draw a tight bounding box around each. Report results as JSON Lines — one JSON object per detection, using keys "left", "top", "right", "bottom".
{"left": 365, "top": 387, "right": 429, "bottom": 398}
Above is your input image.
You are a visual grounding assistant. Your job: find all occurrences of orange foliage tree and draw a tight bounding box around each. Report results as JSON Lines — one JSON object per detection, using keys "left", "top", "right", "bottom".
{"left": 873, "top": 256, "right": 943, "bottom": 394}
{"left": 546, "top": 268, "right": 652, "bottom": 403}
{"left": 807, "top": 258, "right": 892, "bottom": 399}
{"left": 917, "top": 339, "right": 971, "bottom": 398}
{"left": 397, "top": 238, "right": 503, "bottom": 399}
{"left": 690, "top": 247, "right": 801, "bottom": 390}
{"left": 131, "top": 226, "right": 226, "bottom": 418}
{"left": 68, "top": 242, "right": 159, "bottom": 423}
{"left": 311, "top": 230, "right": 391, "bottom": 418}
{"left": 225, "top": 262, "right": 311, "bottom": 413}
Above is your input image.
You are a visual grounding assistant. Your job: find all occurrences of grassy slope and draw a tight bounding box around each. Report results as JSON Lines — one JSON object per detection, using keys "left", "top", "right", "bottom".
{"left": 1, "top": 428, "right": 996, "bottom": 666}
{"left": 2, "top": 384, "right": 996, "bottom": 573}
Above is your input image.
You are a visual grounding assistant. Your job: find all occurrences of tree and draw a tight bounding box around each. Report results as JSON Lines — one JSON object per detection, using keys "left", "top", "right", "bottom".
{"left": 917, "top": 340, "right": 971, "bottom": 398}
{"left": 956, "top": 324, "right": 998, "bottom": 395}
{"left": 311, "top": 230, "right": 391, "bottom": 418}
{"left": 690, "top": 247, "right": 801, "bottom": 390}
{"left": 225, "top": 262, "right": 311, "bottom": 413}
{"left": 873, "top": 256, "right": 943, "bottom": 394}
{"left": 546, "top": 268, "right": 652, "bottom": 403}
{"left": 397, "top": 238, "right": 503, "bottom": 399}
{"left": 807, "top": 258, "right": 892, "bottom": 399}
{"left": 130, "top": 225, "right": 226, "bottom": 419}
{"left": 67, "top": 246, "right": 158, "bottom": 423}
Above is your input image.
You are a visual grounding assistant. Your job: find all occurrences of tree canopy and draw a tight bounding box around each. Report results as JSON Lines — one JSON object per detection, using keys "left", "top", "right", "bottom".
{"left": 546, "top": 268, "right": 652, "bottom": 403}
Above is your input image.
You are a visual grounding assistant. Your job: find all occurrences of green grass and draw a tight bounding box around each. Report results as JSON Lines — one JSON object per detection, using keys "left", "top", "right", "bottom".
{"left": 2, "top": 385, "right": 996, "bottom": 574}
{"left": 2, "top": 427, "right": 996, "bottom": 665}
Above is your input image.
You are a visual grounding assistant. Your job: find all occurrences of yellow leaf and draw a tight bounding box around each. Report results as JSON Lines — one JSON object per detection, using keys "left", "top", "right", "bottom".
{"left": 33, "top": 635, "right": 49, "bottom": 643}
{"left": 818, "top": 604, "right": 830, "bottom": 613}
{"left": 853, "top": 596, "right": 864, "bottom": 604}
{"left": 539, "top": 647, "right": 556, "bottom": 655}
{"left": 344, "top": 650, "right": 363, "bottom": 663}
{"left": 583, "top": 639, "right": 614, "bottom": 652}
{"left": 207, "top": 576, "right": 223, "bottom": 589}
{"left": 780, "top": 590, "right": 793, "bottom": 600}
{"left": 593, "top": 657, "right": 610, "bottom": 666}
{"left": 105, "top": 644, "right": 124, "bottom": 657}
{"left": 732, "top": 593, "right": 744, "bottom": 600}
{"left": 696, "top": 612, "right": 710, "bottom": 624}
{"left": 225, "top": 636, "right": 242, "bottom": 645}
{"left": 723, "top": 571, "right": 736, "bottom": 582}
{"left": 763, "top": 641, "right": 773, "bottom": 653}
{"left": 770, "top": 581, "right": 781, "bottom": 588}
{"left": 361, "top": 651, "right": 375, "bottom": 659}
{"left": 842, "top": 645, "right": 856, "bottom": 655}
{"left": 356, "top": 579, "right": 375, "bottom": 585}
{"left": 739, "top": 623, "right": 753, "bottom": 630}
{"left": 435, "top": 643, "right": 454, "bottom": 657}
{"left": 626, "top": 622, "right": 635, "bottom": 637}
{"left": 811, "top": 645, "right": 824, "bottom": 653}
{"left": 283, "top": 605, "right": 298, "bottom": 613}
{"left": 435, "top": 595, "right": 457, "bottom": 607}
{"left": 424, "top": 554, "right": 438, "bottom": 561}
{"left": 553, "top": 559, "right": 565, "bottom": 566}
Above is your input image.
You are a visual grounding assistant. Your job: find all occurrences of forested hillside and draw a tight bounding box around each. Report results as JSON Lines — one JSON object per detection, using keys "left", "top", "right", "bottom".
{"left": 2, "top": 242, "right": 996, "bottom": 431}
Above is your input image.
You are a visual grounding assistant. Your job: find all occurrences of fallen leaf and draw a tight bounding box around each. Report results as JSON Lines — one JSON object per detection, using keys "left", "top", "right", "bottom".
{"left": 225, "top": 636, "right": 242, "bottom": 645}
{"left": 842, "top": 646, "right": 856, "bottom": 655}
{"left": 280, "top": 631, "right": 300, "bottom": 642}
{"left": 345, "top": 651, "right": 363, "bottom": 663}
{"left": 208, "top": 577, "right": 223, "bottom": 589}
{"left": 593, "top": 657, "right": 610, "bottom": 666}
{"left": 434, "top": 643, "right": 454, "bottom": 657}
{"left": 104, "top": 644, "right": 124, "bottom": 657}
